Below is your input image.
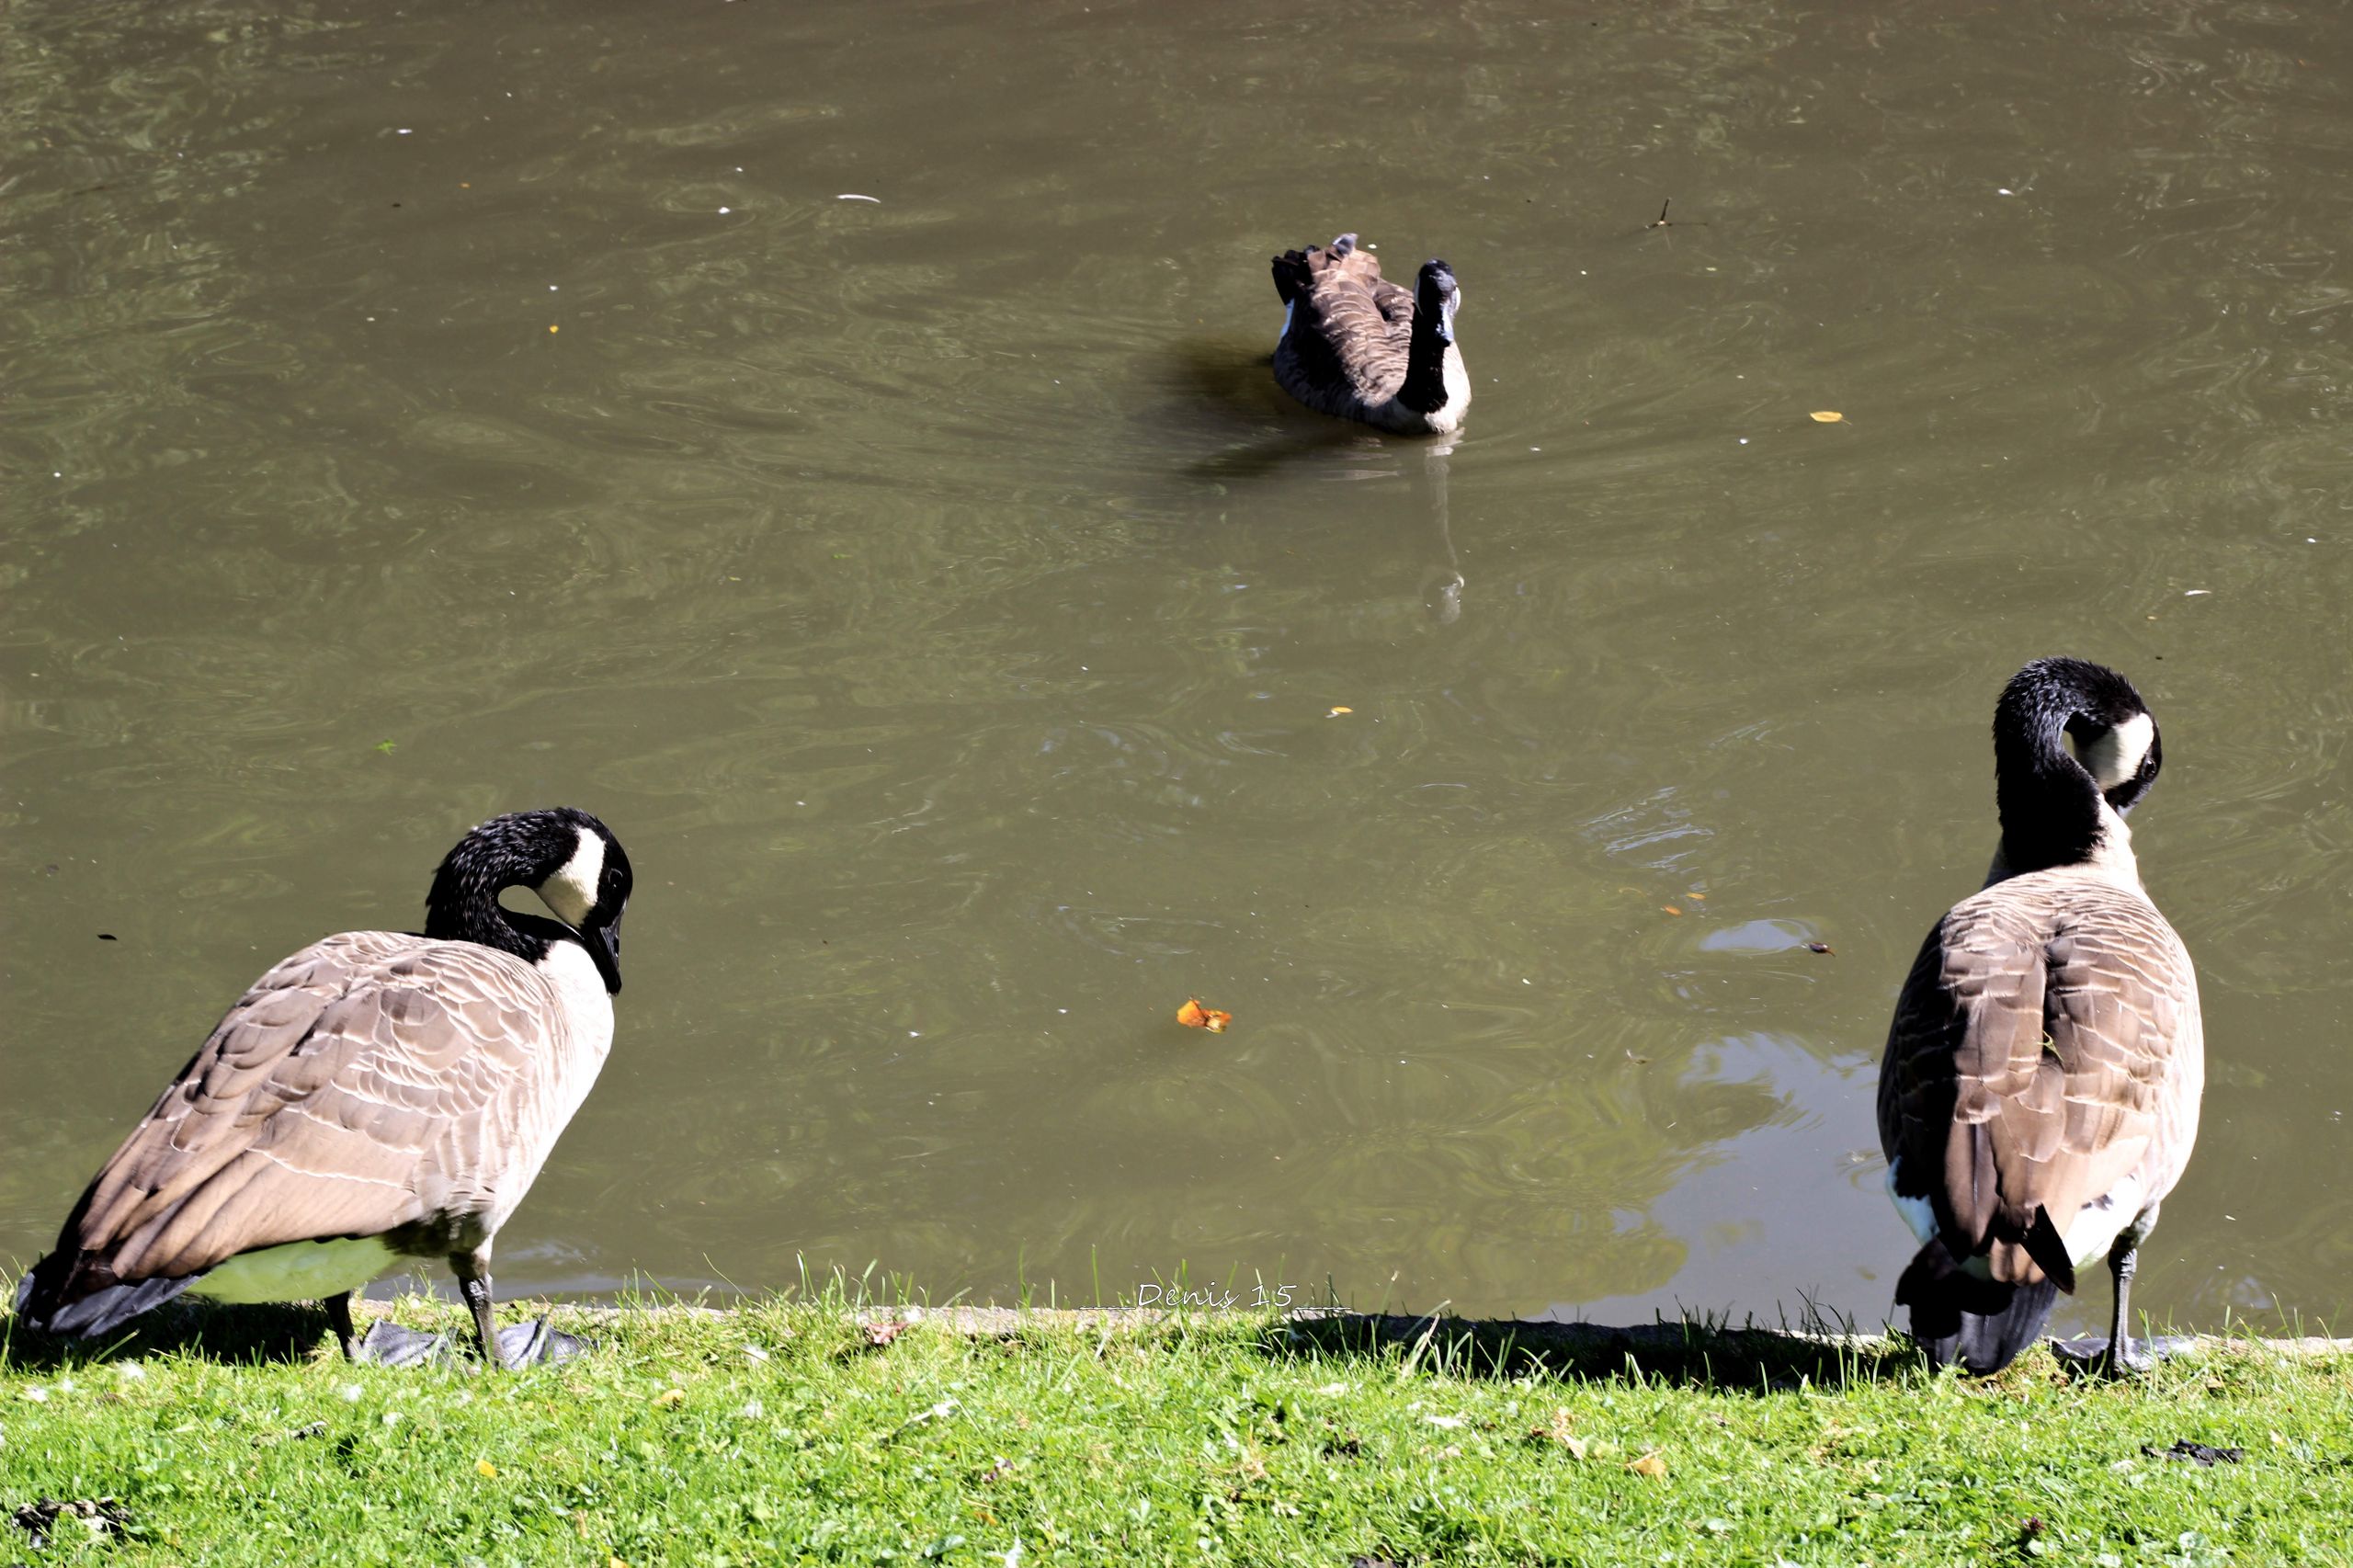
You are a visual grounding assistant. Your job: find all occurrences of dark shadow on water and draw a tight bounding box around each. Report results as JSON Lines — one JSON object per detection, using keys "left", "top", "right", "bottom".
{"left": 1261, "top": 1310, "right": 1925, "bottom": 1392}
{"left": 1151, "top": 335, "right": 1382, "bottom": 483}
{"left": 1161, "top": 337, "right": 1455, "bottom": 477}
{"left": 1163, "top": 333, "right": 1286, "bottom": 415}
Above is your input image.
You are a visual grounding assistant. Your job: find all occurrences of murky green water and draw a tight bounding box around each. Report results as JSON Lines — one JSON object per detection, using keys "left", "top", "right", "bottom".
{"left": 6, "top": 0, "right": 2351, "bottom": 1337}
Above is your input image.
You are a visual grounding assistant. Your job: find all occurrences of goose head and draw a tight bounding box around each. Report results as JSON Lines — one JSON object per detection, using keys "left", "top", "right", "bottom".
{"left": 1991, "top": 657, "right": 2161, "bottom": 878}
{"left": 426, "top": 807, "right": 634, "bottom": 993}
{"left": 1416, "top": 260, "right": 1461, "bottom": 346}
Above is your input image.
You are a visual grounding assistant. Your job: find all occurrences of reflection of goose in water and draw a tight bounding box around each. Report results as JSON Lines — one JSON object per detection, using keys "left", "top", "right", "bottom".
{"left": 1271, "top": 233, "right": 1470, "bottom": 436}
{"left": 1417, "top": 433, "right": 1465, "bottom": 624}
{"left": 13, "top": 808, "right": 634, "bottom": 1369}
{"left": 1878, "top": 659, "right": 2202, "bottom": 1377}
{"left": 1175, "top": 426, "right": 1469, "bottom": 627}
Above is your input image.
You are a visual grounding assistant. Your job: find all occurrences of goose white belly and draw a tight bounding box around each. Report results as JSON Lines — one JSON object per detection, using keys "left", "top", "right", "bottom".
{"left": 1887, "top": 1155, "right": 2161, "bottom": 1281}
{"left": 472, "top": 939, "right": 616, "bottom": 1237}
{"left": 1412, "top": 343, "right": 1468, "bottom": 433}
{"left": 2060, "top": 1174, "right": 2150, "bottom": 1268}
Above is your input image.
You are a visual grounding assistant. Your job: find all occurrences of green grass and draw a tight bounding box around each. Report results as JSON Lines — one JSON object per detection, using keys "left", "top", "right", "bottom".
{"left": 5, "top": 1290, "right": 2351, "bottom": 1566}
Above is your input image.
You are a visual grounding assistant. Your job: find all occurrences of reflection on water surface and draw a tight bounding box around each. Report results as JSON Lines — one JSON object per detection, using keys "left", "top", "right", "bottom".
{"left": 4, "top": 0, "right": 2351, "bottom": 1337}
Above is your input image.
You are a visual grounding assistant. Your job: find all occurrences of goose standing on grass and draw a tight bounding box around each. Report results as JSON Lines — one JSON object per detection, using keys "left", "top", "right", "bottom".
{"left": 1270, "top": 233, "right": 1470, "bottom": 435}
{"left": 1879, "top": 658, "right": 2202, "bottom": 1376}
{"left": 11, "top": 807, "right": 633, "bottom": 1369}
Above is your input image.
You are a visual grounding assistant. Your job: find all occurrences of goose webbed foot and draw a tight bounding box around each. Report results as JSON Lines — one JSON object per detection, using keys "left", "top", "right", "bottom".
{"left": 346, "top": 1316, "right": 584, "bottom": 1368}
{"left": 494, "top": 1316, "right": 589, "bottom": 1368}
{"left": 353, "top": 1320, "right": 455, "bottom": 1367}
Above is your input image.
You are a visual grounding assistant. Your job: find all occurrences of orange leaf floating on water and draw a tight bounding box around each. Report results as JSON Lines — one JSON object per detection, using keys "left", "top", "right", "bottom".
{"left": 1686, "top": 892, "right": 1706, "bottom": 901}
{"left": 1327, "top": 706, "right": 1353, "bottom": 717}
{"left": 1661, "top": 905, "right": 1682, "bottom": 916}
{"left": 1176, "top": 999, "right": 1233, "bottom": 1032}
{"left": 1809, "top": 411, "right": 1844, "bottom": 423}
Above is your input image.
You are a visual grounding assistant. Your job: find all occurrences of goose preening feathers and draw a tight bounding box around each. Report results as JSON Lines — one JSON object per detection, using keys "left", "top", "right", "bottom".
{"left": 11, "top": 807, "right": 633, "bottom": 1368}
{"left": 1878, "top": 658, "right": 2201, "bottom": 1376}
{"left": 1271, "top": 233, "right": 1470, "bottom": 435}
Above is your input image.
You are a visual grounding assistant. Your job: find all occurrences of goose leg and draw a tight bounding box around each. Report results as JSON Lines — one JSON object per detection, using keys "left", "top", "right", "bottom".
{"left": 453, "top": 1247, "right": 501, "bottom": 1367}
{"left": 2051, "top": 1210, "right": 2190, "bottom": 1377}
{"left": 325, "top": 1292, "right": 361, "bottom": 1361}
{"left": 2101, "top": 1233, "right": 2146, "bottom": 1378}
{"left": 453, "top": 1246, "right": 588, "bottom": 1368}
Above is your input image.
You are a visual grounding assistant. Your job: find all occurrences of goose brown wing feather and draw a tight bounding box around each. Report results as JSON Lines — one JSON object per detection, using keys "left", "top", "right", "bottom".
{"left": 1300, "top": 264, "right": 1412, "bottom": 408}
{"left": 1880, "top": 872, "right": 2201, "bottom": 1288}
{"left": 1274, "top": 239, "right": 1413, "bottom": 415}
{"left": 58, "top": 930, "right": 564, "bottom": 1286}
{"left": 1368, "top": 274, "right": 1415, "bottom": 326}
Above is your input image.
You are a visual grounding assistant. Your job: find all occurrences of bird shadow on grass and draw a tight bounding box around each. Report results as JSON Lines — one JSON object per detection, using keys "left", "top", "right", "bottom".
{"left": 2, "top": 1299, "right": 341, "bottom": 1372}
{"left": 1259, "top": 1308, "right": 1928, "bottom": 1394}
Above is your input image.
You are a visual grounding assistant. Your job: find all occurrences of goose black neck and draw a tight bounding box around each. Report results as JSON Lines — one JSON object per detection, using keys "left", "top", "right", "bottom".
{"left": 424, "top": 835, "right": 556, "bottom": 966}
{"left": 1991, "top": 660, "right": 2113, "bottom": 874}
{"left": 1398, "top": 265, "right": 1457, "bottom": 415}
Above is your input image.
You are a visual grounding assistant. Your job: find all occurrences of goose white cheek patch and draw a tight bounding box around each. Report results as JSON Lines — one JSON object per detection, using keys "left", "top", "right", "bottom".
{"left": 539, "top": 829, "right": 605, "bottom": 928}
{"left": 2076, "top": 712, "right": 2155, "bottom": 790}
{"left": 1885, "top": 1157, "right": 1938, "bottom": 1246}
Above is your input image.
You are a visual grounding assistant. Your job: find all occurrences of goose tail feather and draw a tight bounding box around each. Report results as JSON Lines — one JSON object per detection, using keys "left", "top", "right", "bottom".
{"left": 13, "top": 1255, "right": 196, "bottom": 1339}
{"left": 1895, "top": 1239, "right": 2062, "bottom": 1375}
{"left": 1271, "top": 247, "right": 1313, "bottom": 305}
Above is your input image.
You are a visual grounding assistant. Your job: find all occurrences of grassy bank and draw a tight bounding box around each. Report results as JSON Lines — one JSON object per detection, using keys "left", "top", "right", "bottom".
{"left": 5, "top": 1294, "right": 2351, "bottom": 1566}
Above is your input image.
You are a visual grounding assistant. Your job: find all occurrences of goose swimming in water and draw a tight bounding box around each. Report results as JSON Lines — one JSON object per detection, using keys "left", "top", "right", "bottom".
{"left": 1270, "top": 233, "right": 1470, "bottom": 435}
{"left": 12, "top": 807, "right": 634, "bottom": 1368}
{"left": 1878, "top": 658, "right": 2202, "bottom": 1376}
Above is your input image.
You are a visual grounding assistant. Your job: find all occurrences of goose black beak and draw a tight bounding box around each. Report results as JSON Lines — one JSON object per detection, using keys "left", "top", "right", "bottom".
{"left": 586, "top": 915, "right": 624, "bottom": 994}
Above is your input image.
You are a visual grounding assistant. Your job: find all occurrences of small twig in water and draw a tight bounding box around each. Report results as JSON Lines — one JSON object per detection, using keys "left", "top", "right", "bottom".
{"left": 1644, "top": 199, "right": 1711, "bottom": 233}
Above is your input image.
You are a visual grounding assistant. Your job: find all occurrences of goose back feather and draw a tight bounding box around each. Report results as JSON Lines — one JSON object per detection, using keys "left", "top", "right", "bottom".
{"left": 1878, "top": 659, "right": 2201, "bottom": 1373}
{"left": 1270, "top": 233, "right": 1470, "bottom": 435}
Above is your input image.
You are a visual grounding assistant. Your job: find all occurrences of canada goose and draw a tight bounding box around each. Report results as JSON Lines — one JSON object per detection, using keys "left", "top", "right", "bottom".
{"left": 1270, "top": 233, "right": 1470, "bottom": 435}
{"left": 1878, "top": 658, "right": 2202, "bottom": 1376}
{"left": 11, "top": 807, "right": 633, "bottom": 1368}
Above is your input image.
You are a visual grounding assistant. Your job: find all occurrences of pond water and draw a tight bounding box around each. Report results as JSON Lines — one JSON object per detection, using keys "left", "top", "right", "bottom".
{"left": 6, "top": 0, "right": 2351, "bottom": 1338}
